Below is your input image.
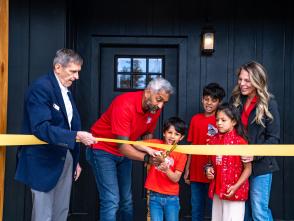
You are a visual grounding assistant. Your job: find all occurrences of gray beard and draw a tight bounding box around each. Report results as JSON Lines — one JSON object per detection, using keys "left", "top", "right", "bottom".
{"left": 149, "top": 106, "right": 159, "bottom": 114}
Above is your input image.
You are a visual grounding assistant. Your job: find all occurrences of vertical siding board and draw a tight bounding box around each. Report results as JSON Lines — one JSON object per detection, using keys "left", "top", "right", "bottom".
{"left": 4, "top": 0, "right": 30, "bottom": 220}
{"left": 226, "top": 16, "right": 235, "bottom": 97}
{"left": 5, "top": 0, "right": 68, "bottom": 220}
{"left": 185, "top": 33, "right": 202, "bottom": 120}
{"left": 284, "top": 12, "right": 294, "bottom": 219}
{"left": 29, "top": 0, "right": 66, "bottom": 82}
{"left": 206, "top": 20, "right": 229, "bottom": 96}
{"left": 262, "top": 20, "right": 285, "bottom": 219}
{"left": 230, "top": 19, "right": 255, "bottom": 94}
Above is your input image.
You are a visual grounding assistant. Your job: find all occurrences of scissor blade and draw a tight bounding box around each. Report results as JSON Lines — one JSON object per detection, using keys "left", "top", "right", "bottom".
{"left": 165, "top": 143, "right": 177, "bottom": 157}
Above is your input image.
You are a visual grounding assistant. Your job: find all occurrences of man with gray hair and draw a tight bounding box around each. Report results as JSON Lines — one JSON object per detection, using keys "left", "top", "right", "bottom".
{"left": 15, "top": 48, "right": 97, "bottom": 221}
{"left": 87, "top": 77, "right": 174, "bottom": 221}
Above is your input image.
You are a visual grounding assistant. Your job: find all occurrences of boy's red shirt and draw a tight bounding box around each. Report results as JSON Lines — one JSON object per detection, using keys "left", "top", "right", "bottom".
{"left": 187, "top": 113, "right": 216, "bottom": 183}
{"left": 144, "top": 139, "right": 187, "bottom": 196}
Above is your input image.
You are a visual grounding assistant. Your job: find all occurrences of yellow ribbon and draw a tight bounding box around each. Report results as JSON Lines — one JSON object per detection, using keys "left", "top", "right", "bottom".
{"left": 0, "top": 134, "right": 294, "bottom": 156}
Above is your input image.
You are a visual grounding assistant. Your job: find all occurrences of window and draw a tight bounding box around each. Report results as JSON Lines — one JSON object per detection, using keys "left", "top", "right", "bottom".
{"left": 115, "top": 56, "right": 164, "bottom": 91}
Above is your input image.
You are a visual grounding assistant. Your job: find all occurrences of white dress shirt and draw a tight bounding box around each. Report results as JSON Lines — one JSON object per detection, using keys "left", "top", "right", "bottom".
{"left": 54, "top": 74, "right": 73, "bottom": 128}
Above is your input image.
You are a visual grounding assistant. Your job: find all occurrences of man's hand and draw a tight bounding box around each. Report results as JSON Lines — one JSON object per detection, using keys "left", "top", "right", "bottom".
{"left": 147, "top": 148, "right": 162, "bottom": 157}
{"left": 74, "top": 163, "right": 82, "bottom": 181}
{"left": 149, "top": 155, "right": 165, "bottom": 166}
{"left": 76, "top": 131, "right": 97, "bottom": 146}
{"left": 241, "top": 156, "right": 253, "bottom": 163}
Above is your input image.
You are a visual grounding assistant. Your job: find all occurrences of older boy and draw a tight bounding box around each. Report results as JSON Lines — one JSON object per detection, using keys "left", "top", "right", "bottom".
{"left": 184, "top": 83, "right": 225, "bottom": 221}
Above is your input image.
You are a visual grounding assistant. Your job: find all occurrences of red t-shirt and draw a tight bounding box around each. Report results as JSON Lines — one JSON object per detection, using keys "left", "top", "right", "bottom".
{"left": 241, "top": 96, "right": 257, "bottom": 129}
{"left": 144, "top": 139, "right": 187, "bottom": 196}
{"left": 187, "top": 113, "right": 217, "bottom": 183}
{"left": 90, "top": 91, "right": 161, "bottom": 156}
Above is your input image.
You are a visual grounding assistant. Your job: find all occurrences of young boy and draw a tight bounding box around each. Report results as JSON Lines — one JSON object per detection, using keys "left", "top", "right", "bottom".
{"left": 137, "top": 117, "right": 187, "bottom": 221}
{"left": 184, "top": 83, "right": 225, "bottom": 221}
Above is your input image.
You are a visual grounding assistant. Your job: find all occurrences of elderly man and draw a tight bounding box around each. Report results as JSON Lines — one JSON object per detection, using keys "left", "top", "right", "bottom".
{"left": 87, "top": 77, "right": 174, "bottom": 221}
{"left": 15, "top": 48, "right": 97, "bottom": 221}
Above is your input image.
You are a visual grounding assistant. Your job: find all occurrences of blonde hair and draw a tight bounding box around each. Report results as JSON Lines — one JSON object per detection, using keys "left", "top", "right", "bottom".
{"left": 232, "top": 61, "right": 273, "bottom": 127}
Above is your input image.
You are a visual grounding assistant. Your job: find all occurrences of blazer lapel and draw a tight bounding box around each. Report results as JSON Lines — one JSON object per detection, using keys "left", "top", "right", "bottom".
{"left": 248, "top": 108, "right": 256, "bottom": 125}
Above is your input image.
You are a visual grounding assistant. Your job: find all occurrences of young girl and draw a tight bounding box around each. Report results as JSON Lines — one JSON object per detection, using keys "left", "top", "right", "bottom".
{"left": 143, "top": 117, "right": 187, "bottom": 221}
{"left": 205, "top": 103, "right": 252, "bottom": 221}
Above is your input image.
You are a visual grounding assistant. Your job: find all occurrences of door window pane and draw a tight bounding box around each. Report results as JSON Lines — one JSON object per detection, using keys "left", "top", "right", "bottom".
{"left": 133, "top": 75, "right": 146, "bottom": 89}
{"left": 117, "top": 58, "right": 131, "bottom": 72}
{"left": 117, "top": 74, "right": 131, "bottom": 89}
{"left": 149, "top": 58, "right": 162, "bottom": 73}
{"left": 133, "top": 58, "right": 146, "bottom": 73}
{"left": 115, "top": 56, "right": 164, "bottom": 91}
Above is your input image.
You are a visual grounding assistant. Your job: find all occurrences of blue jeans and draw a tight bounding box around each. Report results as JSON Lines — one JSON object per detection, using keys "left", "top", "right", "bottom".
{"left": 191, "top": 182, "right": 212, "bottom": 221}
{"left": 149, "top": 191, "right": 180, "bottom": 221}
{"left": 86, "top": 149, "right": 133, "bottom": 221}
{"left": 244, "top": 173, "right": 273, "bottom": 221}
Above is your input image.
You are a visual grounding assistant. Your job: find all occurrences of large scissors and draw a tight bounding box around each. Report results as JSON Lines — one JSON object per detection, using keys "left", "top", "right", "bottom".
{"left": 163, "top": 142, "right": 177, "bottom": 158}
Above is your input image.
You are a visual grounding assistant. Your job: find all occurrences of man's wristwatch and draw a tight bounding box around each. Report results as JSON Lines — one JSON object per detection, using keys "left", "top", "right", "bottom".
{"left": 144, "top": 154, "right": 150, "bottom": 164}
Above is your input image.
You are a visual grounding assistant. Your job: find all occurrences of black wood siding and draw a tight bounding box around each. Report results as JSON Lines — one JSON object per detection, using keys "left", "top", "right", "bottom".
{"left": 6, "top": 0, "right": 294, "bottom": 220}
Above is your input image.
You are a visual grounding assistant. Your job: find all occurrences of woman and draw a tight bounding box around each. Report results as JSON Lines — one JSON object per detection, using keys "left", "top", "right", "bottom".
{"left": 230, "top": 61, "right": 280, "bottom": 221}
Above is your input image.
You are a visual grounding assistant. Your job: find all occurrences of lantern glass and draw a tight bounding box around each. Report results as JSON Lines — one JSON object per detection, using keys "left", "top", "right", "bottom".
{"left": 203, "top": 33, "right": 214, "bottom": 50}
{"left": 201, "top": 30, "right": 215, "bottom": 55}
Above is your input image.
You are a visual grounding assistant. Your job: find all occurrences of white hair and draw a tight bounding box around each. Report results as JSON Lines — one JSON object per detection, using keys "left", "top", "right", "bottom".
{"left": 146, "top": 77, "right": 174, "bottom": 94}
{"left": 53, "top": 48, "right": 83, "bottom": 68}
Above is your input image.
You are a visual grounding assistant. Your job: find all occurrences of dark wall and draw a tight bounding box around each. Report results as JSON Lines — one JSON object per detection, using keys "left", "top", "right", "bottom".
{"left": 5, "top": 0, "right": 67, "bottom": 220}
{"left": 6, "top": 0, "right": 294, "bottom": 220}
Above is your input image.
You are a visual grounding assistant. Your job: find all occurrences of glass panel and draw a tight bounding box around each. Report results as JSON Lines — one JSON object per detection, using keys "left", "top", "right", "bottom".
{"left": 147, "top": 75, "right": 162, "bottom": 85}
{"left": 117, "top": 74, "right": 131, "bottom": 89}
{"left": 117, "top": 58, "right": 131, "bottom": 72}
{"left": 148, "top": 58, "right": 162, "bottom": 73}
{"left": 133, "top": 75, "right": 146, "bottom": 89}
{"left": 133, "top": 58, "right": 146, "bottom": 73}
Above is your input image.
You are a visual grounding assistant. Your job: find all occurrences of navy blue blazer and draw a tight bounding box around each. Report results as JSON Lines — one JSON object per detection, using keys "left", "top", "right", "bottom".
{"left": 15, "top": 72, "right": 81, "bottom": 192}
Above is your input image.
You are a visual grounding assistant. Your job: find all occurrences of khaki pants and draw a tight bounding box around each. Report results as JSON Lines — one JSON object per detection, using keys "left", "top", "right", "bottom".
{"left": 31, "top": 151, "right": 73, "bottom": 221}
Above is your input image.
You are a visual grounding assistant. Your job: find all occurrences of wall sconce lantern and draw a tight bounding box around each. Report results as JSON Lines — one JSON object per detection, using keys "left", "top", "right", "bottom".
{"left": 201, "top": 27, "right": 215, "bottom": 55}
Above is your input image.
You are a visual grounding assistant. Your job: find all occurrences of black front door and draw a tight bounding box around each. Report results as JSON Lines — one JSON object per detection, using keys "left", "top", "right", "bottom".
{"left": 99, "top": 45, "right": 178, "bottom": 221}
